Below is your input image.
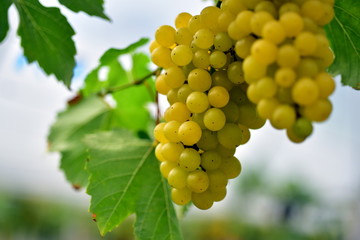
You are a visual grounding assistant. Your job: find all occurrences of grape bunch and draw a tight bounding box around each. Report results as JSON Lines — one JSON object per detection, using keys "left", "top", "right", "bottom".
{"left": 151, "top": 0, "right": 335, "bottom": 209}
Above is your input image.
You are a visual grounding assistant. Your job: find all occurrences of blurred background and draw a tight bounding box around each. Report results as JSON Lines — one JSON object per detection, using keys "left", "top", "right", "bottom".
{"left": 0, "top": 0, "right": 359, "bottom": 239}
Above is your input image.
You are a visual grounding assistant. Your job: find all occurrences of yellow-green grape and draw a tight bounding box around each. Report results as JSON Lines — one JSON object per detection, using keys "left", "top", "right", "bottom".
{"left": 177, "top": 84, "right": 193, "bottom": 103}
{"left": 317, "top": 45, "right": 334, "bottom": 69}
{"left": 262, "top": 20, "right": 286, "bottom": 44}
{"left": 208, "top": 170, "right": 228, "bottom": 192}
{"left": 167, "top": 88, "right": 179, "bottom": 105}
{"left": 286, "top": 127, "right": 306, "bottom": 143}
{"left": 301, "top": 0, "right": 325, "bottom": 22}
{"left": 191, "top": 112, "right": 207, "bottom": 129}
{"left": 151, "top": 46, "right": 174, "bottom": 68}
{"left": 235, "top": 35, "right": 256, "bottom": 59}
{"left": 155, "top": 143, "right": 166, "bottom": 162}
{"left": 179, "top": 148, "right": 201, "bottom": 171}
{"left": 210, "top": 187, "right": 227, "bottom": 202}
{"left": 317, "top": 3, "right": 335, "bottom": 26}
{"left": 171, "top": 187, "right": 191, "bottom": 205}
{"left": 192, "top": 191, "right": 213, "bottom": 210}
{"left": 292, "top": 118, "right": 313, "bottom": 139}
{"left": 292, "top": 78, "right": 319, "bottom": 106}
{"left": 234, "top": 10, "right": 254, "bottom": 35}
{"left": 280, "top": 12, "right": 304, "bottom": 37}
{"left": 178, "top": 120, "right": 202, "bottom": 146}
{"left": 238, "top": 103, "right": 266, "bottom": 129}
{"left": 167, "top": 102, "right": 191, "bottom": 123}
{"left": 168, "top": 167, "right": 188, "bottom": 189}
{"left": 275, "top": 67, "right": 296, "bottom": 87}
{"left": 251, "top": 39, "right": 278, "bottom": 65}
{"left": 227, "top": 21, "right": 246, "bottom": 41}
{"left": 149, "top": 40, "right": 161, "bottom": 53}
{"left": 208, "top": 86, "right": 230, "bottom": 108}
{"left": 214, "top": 32, "right": 233, "bottom": 52}
{"left": 250, "top": 11, "right": 274, "bottom": 37}
{"left": 256, "top": 97, "right": 280, "bottom": 119}
{"left": 155, "top": 25, "right": 176, "bottom": 48}
{"left": 217, "top": 123, "right": 243, "bottom": 149}
{"left": 155, "top": 74, "right": 171, "bottom": 95}
{"left": 183, "top": 62, "right": 196, "bottom": 76}
{"left": 197, "top": 130, "right": 218, "bottom": 151}
{"left": 186, "top": 91, "right": 210, "bottom": 113}
{"left": 192, "top": 49, "right": 210, "bottom": 69}
{"left": 187, "top": 170, "right": 209, "bottom": 193}
{"left": 164, "top": 66, "right": 186, "bottom": 88}
{"left": 229, "top": 87, "right": 248, "bottom": 105}
{"left": 175, "top": 27, "right": 193, "bottom": 45}
{"left": 221, "top": 100, "right": 240, "bottom": 123}
{"left": 279, "top": 2, "right": 300, "bottom": 16}
{"left": 201, "top": 150, "right": 222, "bottom": 171}
{"left": 171, "top": 45, "right": 193, "bottom": 66}
{"left": 163, "top": 120, "right": 181, "bottom": 142}
{"left": 160, "top": 161, "right": 178, "bottom": 178}
{"left": 276, "top": 87, "right": 294, "bottom": 104}
{"left": 243, "top": 56, "right": 267, "bottom": 83}
{"left": 216, "top": 144, "right": 236, "bottom": 158}
{"left": 217, "top": 10, "right": 236, "bottom": 32}
{"left": 212, "top": 70, "right": 234, "bottom": 91}
{"left": 303, "top": 17, "right": 319, "bottom": 33}
{"left": 221, "top": 0, "right": 246, "bottom": 15}
{"left": 314, "top": 34, "right": 330, "bottom": 55}
{"left": 294, "top": 32, "right": 318, "bottom": 56}
{"left": 220, "top": 156, "right": 242, "bottom": 179}
{"left": 188, "top": 68, "right": 212, "bottom": 92}
{"left": 255, "top": 1, "right": 277, "bottom": 18}
{"left": 270, "top": 104, "right": 296, "bottom": 129}
{"left": 200, "top": 6, "right": 221, "bottom": 31}
{"left": 238, "top": 124, "right": 251, "bottom": 144}
{"left": 246, "top": 83, "right": 261, "bottom": 104}
{"left": 209, "top": 51, "right": 227, "bottom": 69}
{"left": 303, "top": 98, "right": 332, "bottom": 122}
{"left": 227, "top": 61, "right": 245, "bottom": 85}
{"left": 194, "top": 28, "right": 215, "bottom": 49}
{"left": 154, "top": 122, "right": 168, "bottom": 143}
{"left": 188, "top": 15, "right": 204, "bottom": 34}
{"left": 175, "top": 12, "right": 192, "bottom": 29}
{"left": 161, "top": 142, "right": 184, "bottom": 162}
{"left": 203, "top": 108, "right": 226, "bottom": 131}
{"left": 315, "top": 72, "right": 335, "bottom": 98}
{"left": 296, "top": 58, "right": 319, "bottom": 78}
{"left": 256, "top": 77, "right": 277, "bottom": 98}
{"left": 277, "top": 44, "right": 300, "bottom": 68}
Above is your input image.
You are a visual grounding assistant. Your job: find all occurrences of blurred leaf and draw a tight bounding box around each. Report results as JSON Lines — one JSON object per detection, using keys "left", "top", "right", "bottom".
{"left": 0, "top": 0, "right": 12, "bottom": 42}
{"left": 85, "top": 130, "right": 182, "bottom": 239}
{"left": 14, "top": 0, "right": 76, "bottom": 87}
{"left": 325, "top": 0, "right": 360, "bottom": 89}
{"left": 59, "top": 0, "right": 110, "bottom": 20}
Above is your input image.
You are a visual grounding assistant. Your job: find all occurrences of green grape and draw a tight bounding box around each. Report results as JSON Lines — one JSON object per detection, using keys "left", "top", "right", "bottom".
{"left": 221, "top": 100, "right": 240, "bottom": 123}
{"left": 217, "top": 123, "right": 243, "bottom": 149}
{"left": 229, "top": 87, "right": 248, "bottom": 105}
{"left": 275, "top": 67, "right": 296, "bottom": 87}
{"left": 171, "top": 187, "right": 191, "bottom": 205}
{"left": 182, "top": 62, "right": 196, "bottom": 76}
{"left": 187, "top": 170, "right": 209, "bottom": 193}
{"left": 164, "top": 66, "right": 186, "bottom": 88}
{"left": 210, "top": 187, "right": 227, "bottom": 202}
{"left": 191, "top": 112, "right": 207, "bottom": 129}
{"left": 238, "top": 103, "right": 266, "bottom": 129}
{"left": 255, "top": 1, "right": 277, "bottom": 18}
{"left": 317, "top": 3, "right": 334, "bottom": 26}
{"left": 216, "top": 144, "right": 236, "bottom": 158}
{"left": 192, "top": 191, "right": 213, "bottom": 210}
{"left": 250, "top": 11, "right": 274, "bottom": 36}
{"left": 179, "top": 148, "right": 201, "bottom": 171}
{"left": 228, "top": 21, "right": 245, "bottom": 41}
{"left": 243, "top": 56, "right": 267, "bottom": 83}
{"left": 192, "top": 50, "right": 210, "bottom": 69}
{"left": 235, "top": 35, "right": 256, "bottom": 59}
{"left": 186, "top": 91, "right": 210, "bottom": 114}
{"left": 155, "top": 74, "right": 171, "bottom": 95}
{"left": 294, "top": 32, "right": 318, "bottom": 56}
{"left": 270, "top": 104, "right": 296, "bottom": 129}
{"left": 161, "top": 142, "right": 184, "bottom": 162}
{"left": 251, "top": 39, "right": 278, "bottom": 65}
{"left": 155, "top": 25, "right": 176, "bottom": 48}
{"left": 315, "top": 72, "right": 335, "bottom": 98}
{"left": 167, "top": 88, "right": 179, "bottom": 105}
{"left": 246, "top": 83, "right": 262, "bottom": 104}
{"left": 303, "top": 17, "right": 319, "bottom": 33}
{"left": 277, "top": 44, "right": 300, "bottom": 68}
{"left": 201, "top": 150, "right": 222, "bottom": 171}
{"left": 178, "top": 120, "right": 202, "bottom": 146}
{"left": 256, "top": 97, "right": 280, "bottom": 119}
{"left": 221, "top": 0, "right": 246, "bottom": 15}
{"left": 188, "top": 15, "right": 204, "bottom": 34}
{"left": 279, "top": 2, "right": 300, "bottom": 16}
{"left": 256, "top": 77, "right": 277, "bottom": 98}
{"left": 292, "top": 118, "right": 313, "bottom": 139}
{"left": 167, "top": 102, "right": 191, "bottom": 123}
{"left": 200, "top": 6, "right": 221, "bottom": 31}
{"left": 212, "top": 70, "right": 234, "bottom": 91}
{"left": 155, "top": 143, "right": 166, "bottom": 162}
{"left": 168, "top": 167, "right": 188, "bottom": 189}
{"left": 262, "top": 20, "right": 286, "bottom": 44}
{"left": 149, "top": 40, "right": 160, "bottom": 53}
{"left": 292, "top": 78, "right": 319, "bottom": 106}
{"left": 220, "top": 156, "right": 242, "bottom": 179}
{"left": 238, "top": 124, "right": 251, "bottom": 144}
{"left": 234, "top": 10, "right": 254, "bottom": 37}
{"left": 203, "top": 108, "right": 226, "bottom": 131}
{"left": 209, "top": 51, "right": 227, "bottom": 69}
{"left": 177, "top": 84, "right": 193, "bottom": 103}
{"left": 214, "top": 32, "right": 233, "bottom": 51}
{"left": 188, "top": 68, "right": 212, "bottom": 92}
{"left": 194, "top": 28, "right": 215, "bottom": 49}
{"left": 163, "top": 120, "right": 181, "bottom": 142}
{"left": 227, "top": 61, "right": 245, "bottom": 84}
{"left": 175, "top": 27, "right": 193, "bottom": 45}
{"left": 276, "top": 87, "right": 294, "bottom": 104}
{"left": 208, "top": 169, "right": 228, "bottom": 192}
{"left": 160, "top": 161, "right": 178, "bottom": 178}
{"left": 175, "top": 12, "right": 192, "bottom": 29}
{"left": 296, "top": 58, "right": 319, "bottom": 78}
{"left": 154, "top": 122, "right": 168, "bottom": 143}
{"left": 171, "top": 45, "right": 193, "bottom": 66}
{"left": 197, "top": 130, "right": 218, "bottom": 151}
{"left": 208, "top": 86, "right": 230, "bottom": 108}
{"left": 303, "top": 98, "right": 332, "bottom": 122}
{"left": 151, "top": 46, "right": 174, "bottom": 68}
{"left": 217, "top": 10, "right": 236, "bottom": 32}
{"left": 286, "top": 127, "right": 306, "bottom": 143}
{"left": 301, "top": 0, "right": 325, "bottom": 22}
{"left": 280, "top": 12, "right": 304, "bottom": 37}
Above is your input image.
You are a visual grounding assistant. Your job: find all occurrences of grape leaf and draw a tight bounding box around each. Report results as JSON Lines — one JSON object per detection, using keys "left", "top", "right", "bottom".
{"left": 85, "top": 130, "right": 182, "bottom": 239}
{"left": 325, "top": 0, "right": 360, "bottom": 89}
{"left": 14, "top": 0, "right": 76, "bottom": 88}
{"left": 58, "top": 0, "right": 110, "bottom": 20}
{"left": 0, "top": 0, "right": 12, "bottom": 42}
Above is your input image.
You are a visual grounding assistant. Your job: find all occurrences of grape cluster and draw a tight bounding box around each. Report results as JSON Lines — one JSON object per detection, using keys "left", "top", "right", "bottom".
{"left": 151, "top": 0, "right": 335, "bottom": 209}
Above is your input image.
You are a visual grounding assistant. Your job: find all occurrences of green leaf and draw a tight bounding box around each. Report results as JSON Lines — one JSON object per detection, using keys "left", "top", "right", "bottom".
{"left": 0, "top": 0, "right": 12, "bottom": 42}
{"left": 85, "top": 130, "right": 182, "bottom": 239}
{"left": 325, "top": 0, "right": 360, "bottom": 89}
{"left": 14, "top": 0, "right": 76, "bottom": 87}
{"left": 59, "top": 0, "right": 110, "bottom": 20}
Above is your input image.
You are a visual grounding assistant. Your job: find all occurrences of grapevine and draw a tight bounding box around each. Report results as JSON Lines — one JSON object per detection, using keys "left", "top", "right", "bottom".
{"left": 151, "top": 0, "right": 335, "bottom": 210}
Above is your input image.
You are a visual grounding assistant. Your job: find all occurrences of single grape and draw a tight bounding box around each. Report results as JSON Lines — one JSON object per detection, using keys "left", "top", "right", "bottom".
{"left": 179, "top": 148, "right": 201, "bottom": 171}
{"left": 178, "top": 121, "right": 202, "bottom": 146}
{"left": 187, "top": 170, "right": 209, "bottom": 193}
{"left": 172, "top": 187, "right": 192, "bottom": 205}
